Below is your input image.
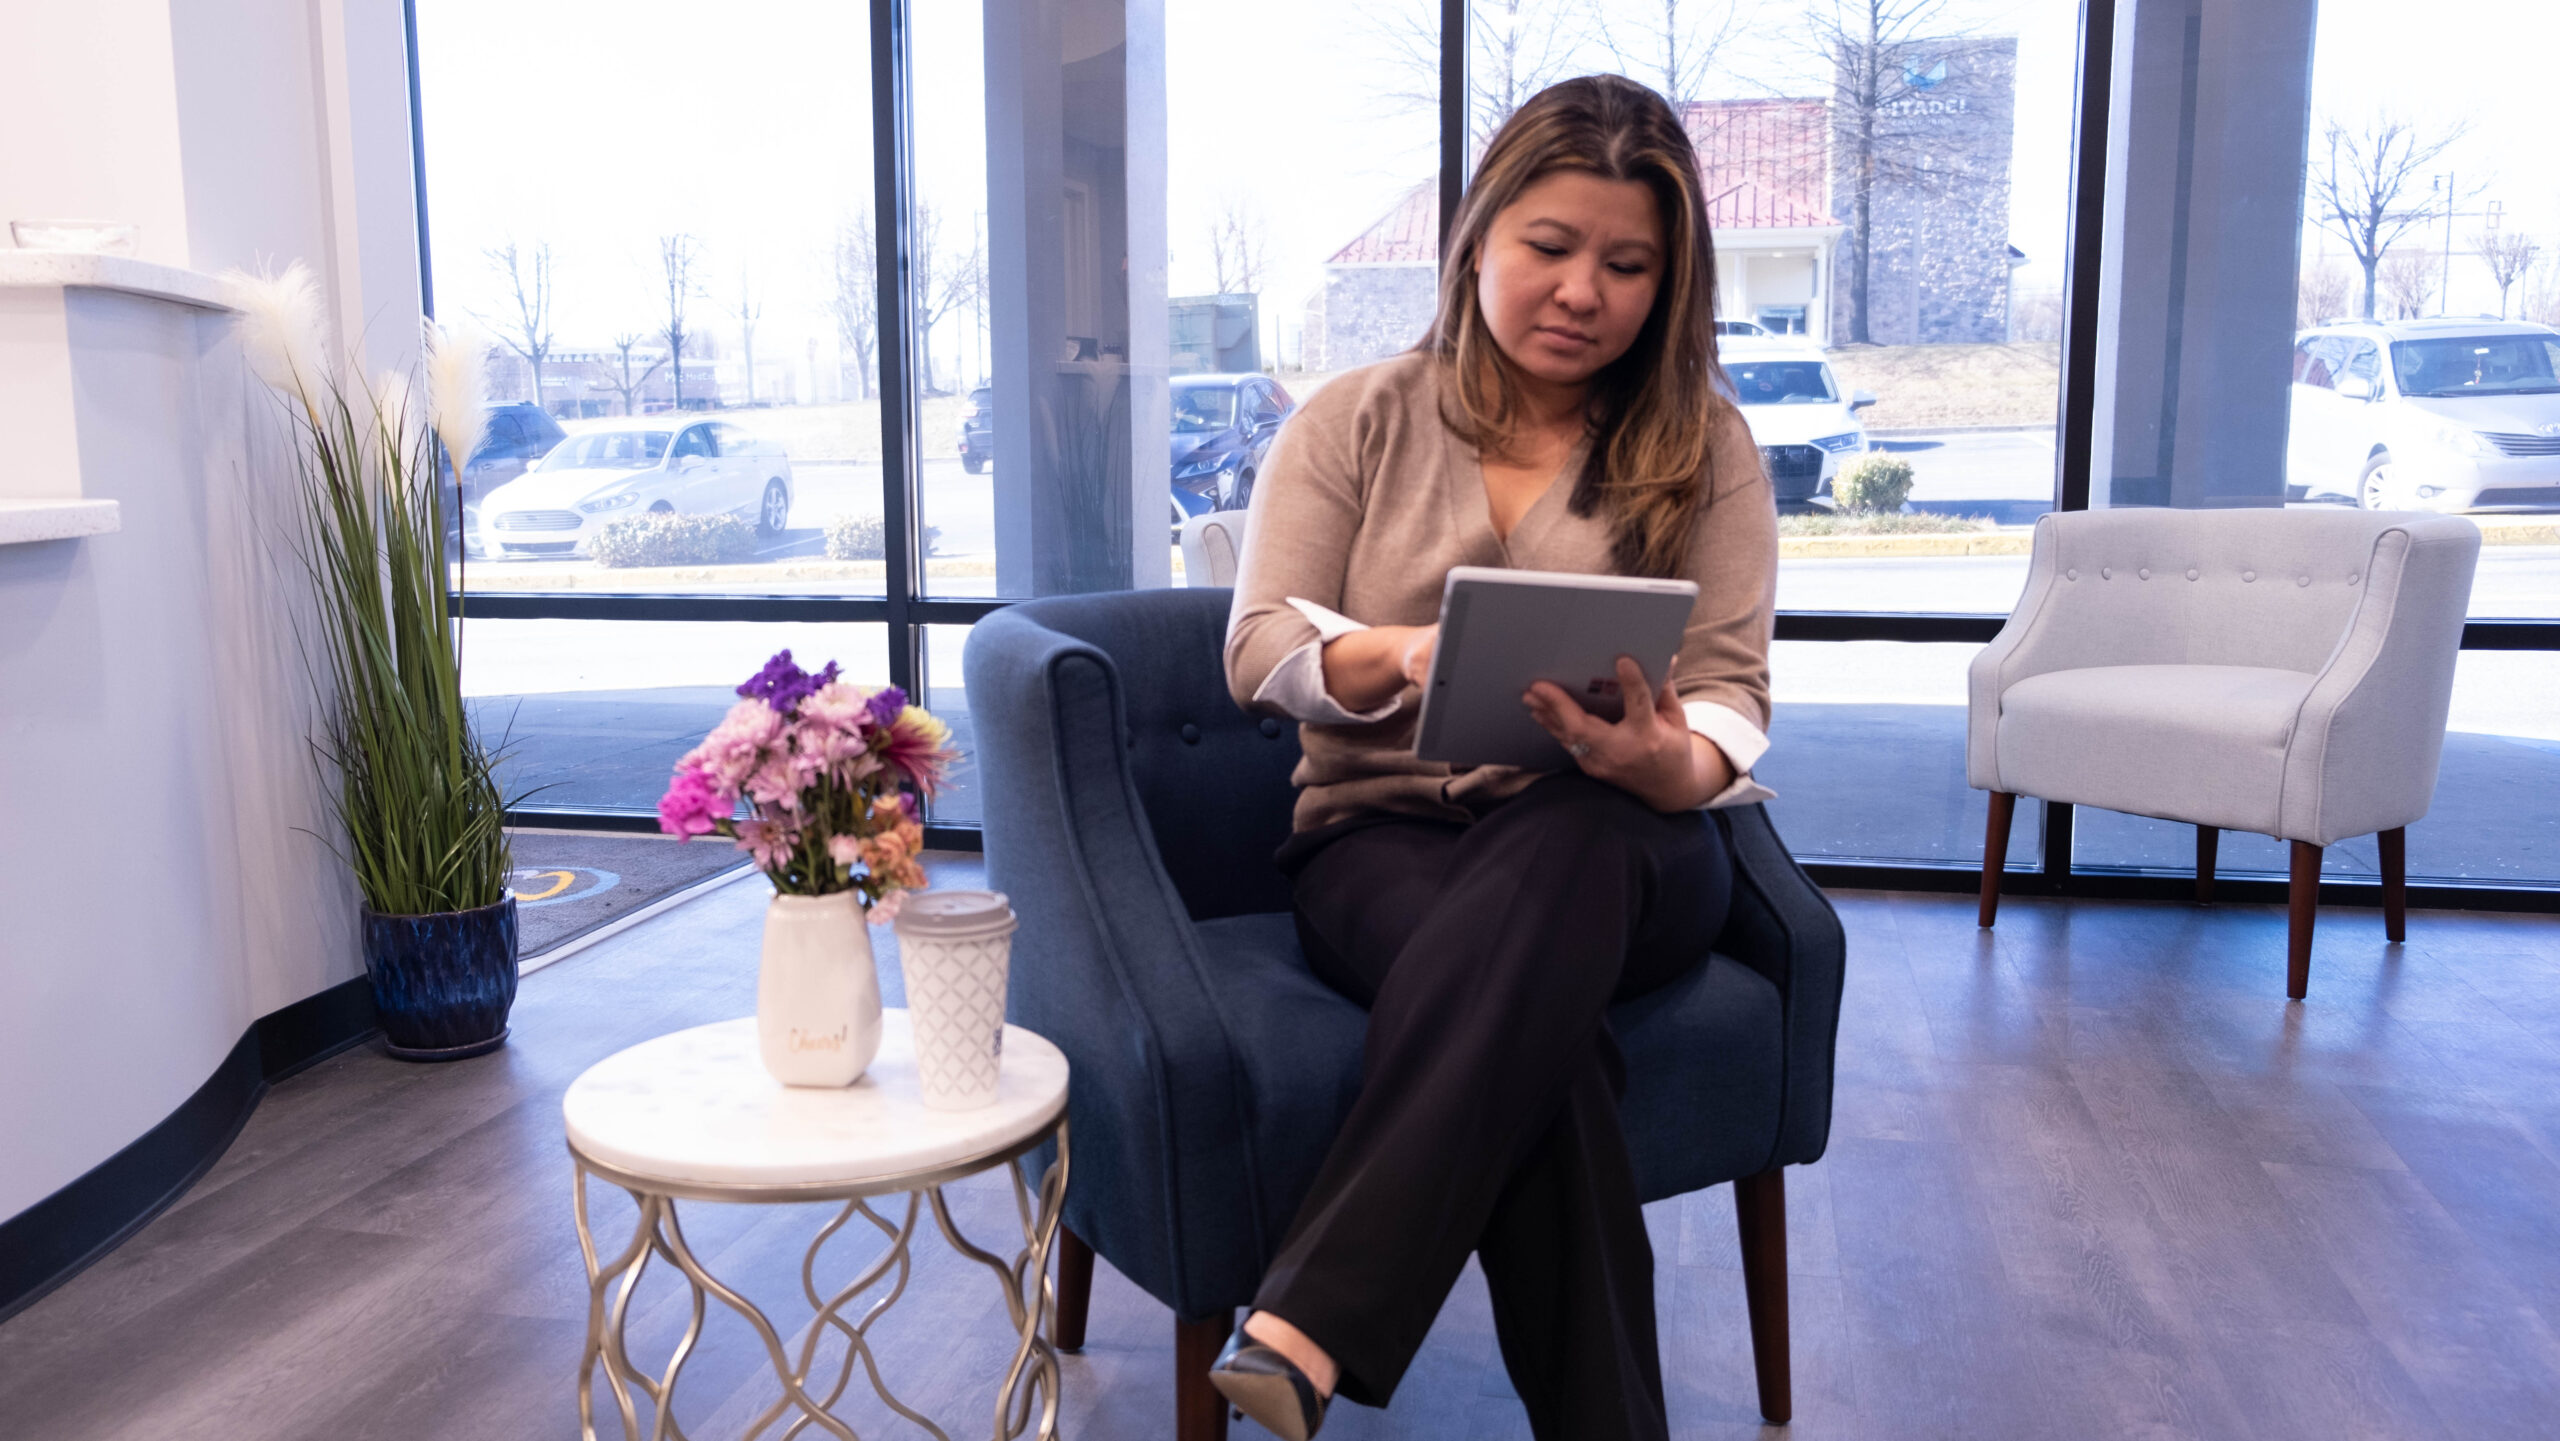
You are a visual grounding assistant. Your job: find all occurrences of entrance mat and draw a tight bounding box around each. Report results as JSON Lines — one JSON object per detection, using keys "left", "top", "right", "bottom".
{"left": 507, "top": 830, "right": 752, "bottom": 960}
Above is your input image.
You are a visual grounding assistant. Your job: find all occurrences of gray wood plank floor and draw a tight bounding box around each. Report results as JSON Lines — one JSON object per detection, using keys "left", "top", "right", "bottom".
{"left": 7, "top": 860, "right": 2560, "bottom": 1439}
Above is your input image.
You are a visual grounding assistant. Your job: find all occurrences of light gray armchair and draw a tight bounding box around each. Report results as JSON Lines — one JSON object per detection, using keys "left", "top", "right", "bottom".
{"left": 1969, "top": 508, "right": 2480, "bottom": 998}
{"left": 1178, "top": 511, "right": 1246, "bottom": 588}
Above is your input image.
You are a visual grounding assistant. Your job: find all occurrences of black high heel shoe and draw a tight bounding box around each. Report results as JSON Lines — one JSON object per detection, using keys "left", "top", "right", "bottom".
{"left": 1206, "top": 1324, "right": 1330, "bottom": 1441}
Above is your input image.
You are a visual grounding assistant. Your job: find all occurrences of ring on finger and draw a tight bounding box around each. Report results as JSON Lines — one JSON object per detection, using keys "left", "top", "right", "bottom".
{"left": 1567, "top": 740, "right": 1593, "bottom": 760}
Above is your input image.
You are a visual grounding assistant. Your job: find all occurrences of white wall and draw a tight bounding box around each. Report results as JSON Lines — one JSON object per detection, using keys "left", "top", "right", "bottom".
{"left": 0, "top": 0, "right": 423, "bottom": 1224}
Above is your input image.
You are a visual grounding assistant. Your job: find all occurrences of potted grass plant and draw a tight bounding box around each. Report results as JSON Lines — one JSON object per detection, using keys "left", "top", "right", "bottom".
{"left": 230, "top": 264, "right": 520, "bottom": 1060}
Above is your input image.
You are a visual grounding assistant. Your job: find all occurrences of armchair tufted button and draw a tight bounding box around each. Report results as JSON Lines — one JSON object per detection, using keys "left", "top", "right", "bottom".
{"left": 1258, "top": 717, "right": 1283, "bottom": 738}
{"left": 2348, "top": 571, "right": 2361, "bottom": 585}
{"left": 2296, "top": 574, "right": 2311, "bottom": 587}
{"left": 2186, "top": 567, "right": 2200, "bottom": 580}
{"left": 2138, "top": 567, "right": 2151, "bottom": 580}
{"left": 1179, "top": 722, "right": 1202, "bottom": 745}
{"left": 2066, "top": 568, "right": 2079, "bottom": 581}
{"left": 2243, "top": 569, "right": 2257, "bottom": 583}
{"left": 2101, "top": 566, "right": 2112, "bottom": 579}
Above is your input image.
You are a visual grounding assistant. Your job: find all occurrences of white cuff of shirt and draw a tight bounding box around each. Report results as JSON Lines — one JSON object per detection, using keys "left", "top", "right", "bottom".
{"left": 1683, "top": 699, "right": 1777, "bottom": 809}
{"left": 1249, "top": 598, "right": 1404, "bottom": 726}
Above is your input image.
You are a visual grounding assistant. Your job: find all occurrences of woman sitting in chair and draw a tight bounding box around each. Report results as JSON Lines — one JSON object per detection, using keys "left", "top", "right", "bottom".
{"left": 1215, "top": 75, "right": 1776, "bottom": 1441}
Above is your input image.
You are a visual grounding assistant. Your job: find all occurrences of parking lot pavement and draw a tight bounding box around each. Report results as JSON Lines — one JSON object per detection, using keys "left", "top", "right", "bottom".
{"left": 1869, "top": 427, "right": 2058, "bottom": 524}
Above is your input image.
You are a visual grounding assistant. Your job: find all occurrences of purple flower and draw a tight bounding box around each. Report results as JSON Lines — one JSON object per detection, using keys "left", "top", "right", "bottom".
{"left": 737, "top": 650, "right": 841, "bottom": 716}
{"left": 863, "top": 685, "right": 908, "bottom": 729}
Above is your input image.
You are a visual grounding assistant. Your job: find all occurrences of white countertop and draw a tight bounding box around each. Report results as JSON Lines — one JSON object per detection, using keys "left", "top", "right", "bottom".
{"left": 563, "top": 1010, "right": 1070, "bottom": 1189}
{"left": 0, "top": 251, "right": 233, "bottom": 311}
{"left": 0, "top": 498, "right": 121, "bottom": 545}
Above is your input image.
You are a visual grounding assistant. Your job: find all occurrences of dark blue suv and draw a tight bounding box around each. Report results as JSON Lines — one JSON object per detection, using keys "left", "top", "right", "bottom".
{"left": 1170, "top": 373, "right": 1295, "bottom": 516}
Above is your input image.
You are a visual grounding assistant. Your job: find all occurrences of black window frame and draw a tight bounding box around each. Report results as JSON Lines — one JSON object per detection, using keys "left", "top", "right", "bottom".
{"left": 409, "top": 0, "right": 2560, "bottom": 910}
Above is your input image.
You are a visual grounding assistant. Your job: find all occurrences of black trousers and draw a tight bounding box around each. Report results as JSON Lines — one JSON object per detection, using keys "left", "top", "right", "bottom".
{"left": 1256, "top": 772, "right": 1733, "bottom": 1440}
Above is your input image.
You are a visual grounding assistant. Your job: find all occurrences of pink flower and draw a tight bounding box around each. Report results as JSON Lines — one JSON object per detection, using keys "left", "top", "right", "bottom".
{"left": 827, "top": 834, "right": 863, "bottom": 870}
{"left": 683, "top": 699, "right": 785, "bottom": 794}
{"left": 866, "top": 890, "right": 905, "bottom": 925}
{"left": 878, "top": 705, "right": 956, "bottom": 795}
{"left": 656, "top": 766, "right": 724, "bottom": 839}
{"left": 735, "top": 818, "right": 802, "bottom": 872}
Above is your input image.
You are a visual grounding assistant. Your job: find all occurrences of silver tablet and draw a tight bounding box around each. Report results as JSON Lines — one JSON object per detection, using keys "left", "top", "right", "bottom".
{"left": 1412, "top": 566, "right": 1699, "bottom": 770}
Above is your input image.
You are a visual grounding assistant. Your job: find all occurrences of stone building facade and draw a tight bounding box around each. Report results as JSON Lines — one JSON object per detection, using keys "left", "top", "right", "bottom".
{"left": 1827, "top": 35, "right": 2019, "bottom": 345}
{"left": 1304, "top": 35, "right": 2021, "bottom": 366}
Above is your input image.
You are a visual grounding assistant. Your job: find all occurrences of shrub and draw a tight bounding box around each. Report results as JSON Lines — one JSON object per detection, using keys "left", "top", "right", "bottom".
{"left": 825, "top": 514, "right": 885, "bottom": 560}
{"left": 1832, "top": 453, "right": 1916, "bottom": 514}
{"left": 589, "top": 512, "right": 758, "bottom": 567}
{"left": 824, "top": 514, "right": 940, "bottom": 562}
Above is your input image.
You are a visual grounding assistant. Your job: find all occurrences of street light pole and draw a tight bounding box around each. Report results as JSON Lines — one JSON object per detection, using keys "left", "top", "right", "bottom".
{"left": 2441, "top": 170, "right": 2455, "bottom": 317}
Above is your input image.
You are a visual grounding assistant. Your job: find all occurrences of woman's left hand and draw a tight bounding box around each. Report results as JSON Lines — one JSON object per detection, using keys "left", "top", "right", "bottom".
{"left": 1524, "top": 657, "right": 1730, "bottom": 812}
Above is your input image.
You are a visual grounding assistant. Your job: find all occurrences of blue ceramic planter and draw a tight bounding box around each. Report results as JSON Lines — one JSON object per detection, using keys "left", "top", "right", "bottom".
{"left": 362, "top": 896, "right": 519, "bottom": 1061}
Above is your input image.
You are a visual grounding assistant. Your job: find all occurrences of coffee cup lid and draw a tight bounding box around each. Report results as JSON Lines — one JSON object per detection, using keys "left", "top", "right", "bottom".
{"left": 894, "top": 888, "right": 1016, "bottom": 936}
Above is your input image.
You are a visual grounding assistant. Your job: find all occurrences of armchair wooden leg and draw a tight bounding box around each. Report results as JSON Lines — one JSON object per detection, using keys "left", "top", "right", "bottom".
{"left": 1734, "top": 1168, "right": 1793, "bottom": 1425}
{"left": 2380, "top": 827, "right": 2408, "bottom": 944}
{"left": 2195, "top": 825, "right": 2219, "bottom": 904}
{"left": 1053, "top": 1225, "right": 1095, "bottom": 1352}
{"left": 2288, "top": 841, "right": 2321, "bottom": 1001}
{"left": 1979, "top": 791, "right": 2016, "bottom": 929}
{"left": 1176, "top": 1310, "right": 1235, "bottom": 1441}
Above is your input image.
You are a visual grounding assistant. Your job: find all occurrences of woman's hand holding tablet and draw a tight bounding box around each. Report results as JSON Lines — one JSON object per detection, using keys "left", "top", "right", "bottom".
{"left": 1524, "top": 657, "right": 1734, "bottom": 812}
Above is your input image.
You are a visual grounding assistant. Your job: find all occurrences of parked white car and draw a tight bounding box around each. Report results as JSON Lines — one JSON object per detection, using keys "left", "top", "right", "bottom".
{"left": 2289, "top": 318, "right": 2560, "bottom": 512}
{"left": 478, "top": 418, "right": 795, "bottom": 559}
{"left": 1720, "top": 338, "right": 1877, "bottom": 503}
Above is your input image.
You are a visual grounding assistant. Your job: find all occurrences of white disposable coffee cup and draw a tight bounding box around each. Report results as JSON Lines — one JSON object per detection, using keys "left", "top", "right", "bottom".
{"left": 893, "top": 890, "right": 1019, "bottom": 1110}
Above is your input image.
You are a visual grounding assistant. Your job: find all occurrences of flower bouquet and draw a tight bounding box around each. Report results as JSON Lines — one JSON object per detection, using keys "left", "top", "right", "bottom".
{"left": 659, "top": 651, "right": 958, "bottom": 1086}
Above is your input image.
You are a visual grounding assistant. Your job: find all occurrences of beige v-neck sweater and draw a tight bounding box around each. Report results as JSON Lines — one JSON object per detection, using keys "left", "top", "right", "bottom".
{"left": 1225, "top": 351, "right": 1778, "bottom": 831}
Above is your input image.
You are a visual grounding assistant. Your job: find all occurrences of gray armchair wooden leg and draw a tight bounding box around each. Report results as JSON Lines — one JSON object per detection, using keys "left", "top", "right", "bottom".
{"left": 1053, "top": 1226, "right": 1094, "bottom": 1352}
{"left": 1734, "top": 1168, "right": 1793, "bottom": 1424}
{"left": 2288, "top": 841, "right": 2322, "bottom": 1000}
{"left": 2195, "top": 825, "right": 2219, "bottom": 904}
{"left": 2380, "top": 827, "right": 2408, "bottom": 944}
{"left": 1979, "top": 792, "right": 2016, "bottom": 929}
{"left": 1176, "top": 1310, "right": 1234, "bottom": 1441}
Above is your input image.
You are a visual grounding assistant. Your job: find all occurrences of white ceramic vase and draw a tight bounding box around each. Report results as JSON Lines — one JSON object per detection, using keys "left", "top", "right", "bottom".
{"left": 756, "top": 890, "right": 883, "bottom": 1088}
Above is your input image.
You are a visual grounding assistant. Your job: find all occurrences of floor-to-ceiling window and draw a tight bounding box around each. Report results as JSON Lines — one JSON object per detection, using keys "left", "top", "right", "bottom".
{"left": 410, "top": 0, "right": 2559, "bottom": 903}
{"left": 2080, "top": 0, "right": 2560, "bottom": 890}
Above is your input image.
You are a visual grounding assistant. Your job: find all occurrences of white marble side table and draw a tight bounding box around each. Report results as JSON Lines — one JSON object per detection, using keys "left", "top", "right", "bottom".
{"left": 562, "top": 1010, "right": 1071, "bottom": 1441}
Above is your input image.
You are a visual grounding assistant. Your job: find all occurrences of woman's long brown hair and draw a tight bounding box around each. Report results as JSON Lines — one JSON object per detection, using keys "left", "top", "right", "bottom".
{"left": 1423, "top": 74, "right": 1736, "bottom": 577}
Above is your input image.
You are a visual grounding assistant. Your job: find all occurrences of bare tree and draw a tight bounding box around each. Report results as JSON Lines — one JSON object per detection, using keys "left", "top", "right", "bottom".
{"left": 483, "top": 240, "right": 555, "bottom": 408}
{"left": 2307, "top": 116, "right": 2475, "bottom": 320}
{"left": 728, "top": 268, "right": 764, "bottom": 405}
{"left": 831, "top": 211, "right": 880, "bottom": 399}
{"left": 2475, "top": 228, "right": 2540, "bottom": 320}
{"left": 2297, "top": 260, "right": 2352, "bottom": 328}
{"left": 910, "top": 201, "right": 986, "bottom": 395}
{"left": 2524, "top": 249, "right": 2560, "bottom": 328}
{"left": 1595, "top": 0, "right": 1752, "bottom": 105}
{"left": 599, "top": 334, "right": 667, "bottom": 416}
{"left": 1364, "top": 0, "right": 1577, "bottom": 153}
{"left": 2378, "top": 248, "right": 2439, "bottom": 318}
{"left": 1800, "top": 0, "right": 1963, "bottom": 345}
{"left": 657, "top": 234, "right": 702, "bottom": 408}
{"left": 1208, "top": 196, "right": 1270, "bottom": 297}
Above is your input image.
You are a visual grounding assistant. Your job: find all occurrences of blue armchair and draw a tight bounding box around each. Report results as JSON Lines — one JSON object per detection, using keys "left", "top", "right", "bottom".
{"left": 965, "top": 588, "right": 1846, "bottom": 1439}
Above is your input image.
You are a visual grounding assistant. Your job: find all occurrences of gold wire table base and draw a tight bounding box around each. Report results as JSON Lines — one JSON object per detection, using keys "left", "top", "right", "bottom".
{"left": 571, "top": 1120, "right": 1069, "bottom": 1441}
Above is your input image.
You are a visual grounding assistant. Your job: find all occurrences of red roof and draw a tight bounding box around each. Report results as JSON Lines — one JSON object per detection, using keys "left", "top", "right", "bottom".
{"left": 1326, "top": 98, "right": 1836, "bottom": 266}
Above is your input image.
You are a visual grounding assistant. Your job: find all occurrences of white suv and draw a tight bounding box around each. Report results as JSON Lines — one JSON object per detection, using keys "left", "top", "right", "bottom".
{"left": 1719, "top": 338, "right": 1876, "bottom": 503}
{"left": 2288, "top": 318, "right": 2560, "bottom": 512}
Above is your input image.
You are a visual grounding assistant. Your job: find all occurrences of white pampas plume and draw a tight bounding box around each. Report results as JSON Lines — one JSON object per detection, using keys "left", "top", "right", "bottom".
{"left": 368, "top": 368, "right": 422, "bottom": 470}
{"left": 422, "top": 318, "right": 490, "bottom": 472}
{"left": 221, "top": 262, "right": 329, "bottom": 400}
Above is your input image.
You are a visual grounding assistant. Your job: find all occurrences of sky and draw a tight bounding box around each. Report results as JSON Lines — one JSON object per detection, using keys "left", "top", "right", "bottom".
{"left": 411, "top": 0, "right": 2557, "bottom": 399}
